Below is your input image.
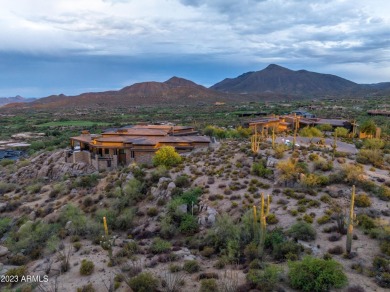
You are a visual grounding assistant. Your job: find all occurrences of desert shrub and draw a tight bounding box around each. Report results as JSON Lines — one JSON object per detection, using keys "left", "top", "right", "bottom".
{"left": 272, "top": 240, "right": 303, "bottom": 261}
{"left": 266, "top": 214, "right": 279, "bottom": 224}
{"left": 150, "top": 165, "right": 169, "bottom": 183}
{"left": 95, "top": 208, "right": 116, "bottom": 228}
{"left": 5, "top": 266, "right": 27, "bottom": 284}
{"left": 181, "top": 187, "right": 202, "bottom": 205}
{"left": 183, "top": 260, "right": 200, "bottom": 273}
{"left": 314, "top": 158, "right": 333, "bottom": 171}
{"left": 0, "top": 158, "right": 14, "bottom": 167}
{"left": 201, "top": 246, "right": 215, "bottom": 258}
{"left": 206, "top": 214, "right": 240, "bottom": 252}
{"left": 80, "top": 259, "right": 94, "bottom": 276}
{"left": 25, "top": 182, "right": 43, "bottom": 194}
{"left": 0, "top": 182, "right": 17, "bottom": 194}
{"left": 77, "top": 283, "right": 95, "bottom": 292}
{"left": 247, "top": 265, "right": 282, "bottom": 291}
{"left": 288, "top": 256, "right": 348, "bottom": 291}
{"left": 355, "top": 194, "right": 372, "bottom": 207}
{"left": 174, "top": 175, "right": 191, "bottom": 188}
{"left": 328, "top": 245, "right": 344, "bottom": 255}
{"left": 274, "top": 144, "right": 288, "bottom": 159}
{"left": 303, "top": 214, "right": 313, "bottom": 224}
{"left": 73, "top": 242, "right": 82, "bottom": 252}
{"left": 127, "top": 272, "right": 159, "bottom": 292}
{"left": 122, "top": 178, "right": 144, "bottom": 204}
{"left": 179, "top": 214, "right": 199, "bottom": 234}
{"left": 317, "top": 215, "right": 331, "bottom": 225}
{"left": 251, "top": 161, "right": 272, "bottom": 178}
{"left": 380, "top": 241, "right": 390, "bottom": 256}
{"left": 199, "top": 279, "right": 219, "bottom": 292}
{"left": 340, "top": 164, "right": 365, "bottom": 185}
{"left": 150, "top": 238, "right": 171, "bottom": 254}
{"left": 153, "top": 146, "right": 182, "bottom": 167}
{"left": 357, "top": 214, "right": 376, "bottom": 230}
{"left": 73, "top": 174, "right": 99, "bottom": 188}
{"left": 357, "top": 149, "right": 383, "bottom": 167}
{"left": 244, "top": 242, "right": 258, "bottom": 262}
{"left": 115, "top": 207, "right": 136, "bottom": 230}
{"left": 378, "top": 186, "right": 390, "bottom": 201}
{"left": 5, "top": 220, "right": 59, "bottom": 258}
{"left": 9, "top": 254, "right": 29, "bottom": 265}
{"left": 0, "top": 217, "right": 11, "bottom": 237}
{"left": 288, "top": 221, "right": 316, "bottom": 241}
{"left": 147, "top": 207, "right": 158, "bottom": 217}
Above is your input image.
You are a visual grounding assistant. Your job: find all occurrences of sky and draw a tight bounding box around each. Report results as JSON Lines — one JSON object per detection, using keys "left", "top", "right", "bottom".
{"left": 1, "top": 0, "right": 390, "bottom": 97}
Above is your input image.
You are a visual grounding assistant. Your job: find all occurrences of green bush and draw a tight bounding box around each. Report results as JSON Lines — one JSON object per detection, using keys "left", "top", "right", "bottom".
{"left": 150, "top": 238, "right": 171, "bottom": 254}
{"left": 0, "top": 182, "right": 17, "bottom": 194}
{"left": 179, "top": 214, "right": 199, "bottom": 234}
{"left": 115, "top": 207, "right": 136, "bottom": 230}
{"left": 0, "top": 158, "right": 14, "bottom": 167}
{"left": 80, "top": 259, "right": 94, "bottom": 276}
{"left": 73, "top": 174, "right": 99, "bottom": 188}
{"left": 355, "top": 194, "right": 372, "bottom": 207}
{"left": 174, "top": 175, "right": 191, "bottom": 188}
{"left": 288, "top": 256, "right": 348, "bottom": 291}
{"left": 266, "top": 214, "right": 279, "bottom": 224}
{"left": 272, "top": 240, "right": 303, "bottom": 261}
{"left": 247, "top": 265, "right": 283, "bottom": 291}
{"left": 0, "top": 217, "right": 11, "bottom": 237}
{"left": 357, "top": 214, "right": 377, "bottom": 230}
{"left": 378, "top": 186, "right": 390, "bottom": 201}
{"left": 199, "top": 279, "right": 219, "bottom": 292}
{"left": 153, "top": 146, "right": 182, "bottom": 167}
{"left": 127, "top": 272, "right": 158, "bottom": 292}
{"left": 181, "top": 187, "right": 202, "bottom": 205}
{"left": 206, "top": 214, "right": 240, "bottom": 252}
{"left": 5, "top": 266, "right": 27, "bottom": 284}
{"left": 252, "top": 162, "right": 272, "bottom": 178}
{"left": 317, "top": 215, "right": 331, "bottom": 225}
{"left": 183, "top": 260, "right": 200, "bottom": 273}
{"left": 25, "top": 182, "right": 43, "bottom": 194}
{"left": 288, "top": 222, "right": 316, "bottom": 241}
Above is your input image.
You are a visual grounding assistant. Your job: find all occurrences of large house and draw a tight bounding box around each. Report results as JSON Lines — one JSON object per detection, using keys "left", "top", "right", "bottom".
{"left": 66, "top": 124, "right": 210, "bottom": 170}
{"left": 248, "top": 115, "right": 353, "bottom": 133}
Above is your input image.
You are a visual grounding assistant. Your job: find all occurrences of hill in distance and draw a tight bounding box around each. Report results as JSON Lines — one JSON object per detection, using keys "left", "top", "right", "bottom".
{"left": 0, "top": 95, "right": 36, "bottom": 107}
{"left": 211, "top": 64, "right": 365, "bottom": 96}
{"left": 3, "top": 65, "right": 390, "bottom": 111}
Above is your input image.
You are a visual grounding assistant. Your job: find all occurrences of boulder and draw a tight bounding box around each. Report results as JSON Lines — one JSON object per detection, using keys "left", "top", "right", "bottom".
{"left": 167, "top": 182, "right": 176, "bottom": 191}
{"left": 0, "top": 245, "right": 9, "bottom": 257}
{"left": 177, "top": 204, "right": 188, "bottom": 214}
{"left": 158, "top": 177, "right": 171, "bottom": 184}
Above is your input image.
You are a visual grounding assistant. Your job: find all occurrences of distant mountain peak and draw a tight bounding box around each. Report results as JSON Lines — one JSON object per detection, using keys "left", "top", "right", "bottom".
{"left": 164, "top": 76, "right": 198, "bottom": 87}
{"left": 210, "top": 64, "right": 359, "bottom": 96}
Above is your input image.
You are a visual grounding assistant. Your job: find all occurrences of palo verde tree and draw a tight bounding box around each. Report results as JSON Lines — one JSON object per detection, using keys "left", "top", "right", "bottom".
{"left": 152, "top": 146, "right": 182, "bottom": 167}
{"left": 299, "top": 126, "right": 323, "bottom": 144}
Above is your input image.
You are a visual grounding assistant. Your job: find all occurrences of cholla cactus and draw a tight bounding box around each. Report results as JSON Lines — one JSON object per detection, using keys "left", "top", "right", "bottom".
{"left": 253, "top": 193, "right": 270, "bottom": 256}
{"left": 346, "top": 185, "right": 358, "bottom": 254}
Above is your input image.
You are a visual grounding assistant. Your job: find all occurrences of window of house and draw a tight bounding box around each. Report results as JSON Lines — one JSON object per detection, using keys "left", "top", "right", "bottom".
{"left": 131, "top": 151, "right": 135, "bottom": 158}
{"left": 104, "top": 149, "right": 109, "bottom": 155}
{"left": 119, "top": 149, "right": 125, "bottom": 154}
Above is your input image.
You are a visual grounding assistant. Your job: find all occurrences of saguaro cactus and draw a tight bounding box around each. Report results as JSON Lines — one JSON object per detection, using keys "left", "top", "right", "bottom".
{"left": 346, "top": 185, "right": 358, "bottom": 254}
{"left": 101, "top": 216, "right": 115, "bottom": 264}
{"left": 253, "top": 193, "right": 270, "bottom": 256}
{"left": 272, "top": 127, "right": 276, "bottom": 149}
{"left": 251, "top": 127, "right": 261, "bottom": 153}
{"left": 332, "top": 130, "right": 337, "bottom": 160}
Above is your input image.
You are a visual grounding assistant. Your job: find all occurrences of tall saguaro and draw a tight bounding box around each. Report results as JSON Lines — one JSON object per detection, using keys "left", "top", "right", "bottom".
{"left": 346, "top": 185, "right": 358, "bottom": 254}
{"left": 253, "top": 193, "right": 270, "bottom": 257}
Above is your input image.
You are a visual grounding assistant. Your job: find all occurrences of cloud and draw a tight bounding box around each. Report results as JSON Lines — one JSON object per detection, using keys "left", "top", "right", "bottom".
{"left": 0, "top": 0, "right": 389, "bottom": 96}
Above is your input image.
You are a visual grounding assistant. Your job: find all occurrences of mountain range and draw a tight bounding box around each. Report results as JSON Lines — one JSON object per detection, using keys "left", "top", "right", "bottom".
{"left": 2, "top": 65, "right": 390, "bottom": 110}
{"left": 0, "top": 96, "right": 35, "bottom": 107}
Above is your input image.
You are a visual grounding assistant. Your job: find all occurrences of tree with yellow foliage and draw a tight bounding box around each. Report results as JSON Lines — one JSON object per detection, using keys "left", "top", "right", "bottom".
{"left": 152, "top": 146, "right": 182, "bottom": 167}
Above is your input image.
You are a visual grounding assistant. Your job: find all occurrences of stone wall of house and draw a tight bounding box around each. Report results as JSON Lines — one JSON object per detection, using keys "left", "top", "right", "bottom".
{"left": 135, "top": 151, "right": 154, "bottom": 165}
{"left": 72, "top": 151, "right": 91, "bottom": 164}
